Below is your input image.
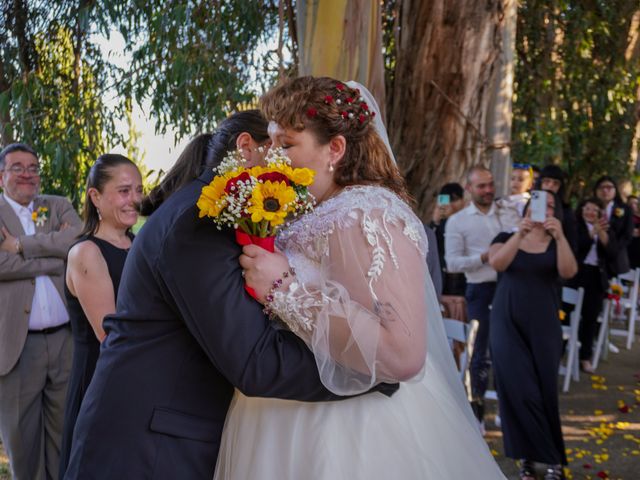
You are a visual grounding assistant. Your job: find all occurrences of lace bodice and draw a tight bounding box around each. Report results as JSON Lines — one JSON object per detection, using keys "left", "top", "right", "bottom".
{"left": 269, "top": 185, "right": 429, "bottom": 394}
{"left": 276, "top": 185, "right": 427, "bottom": 289}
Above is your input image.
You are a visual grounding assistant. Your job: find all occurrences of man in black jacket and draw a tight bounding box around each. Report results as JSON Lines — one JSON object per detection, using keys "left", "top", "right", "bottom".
{"left": 64, "top": 167, "right": 396, "bottom": 479}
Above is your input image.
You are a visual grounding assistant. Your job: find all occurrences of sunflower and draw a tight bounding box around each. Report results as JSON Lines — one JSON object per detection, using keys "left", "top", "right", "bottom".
{"left": 197, "top": 175, "right": 228, "bottom": 218}
{"left": 247, "top": 180, "right": 296, "bottom": 226}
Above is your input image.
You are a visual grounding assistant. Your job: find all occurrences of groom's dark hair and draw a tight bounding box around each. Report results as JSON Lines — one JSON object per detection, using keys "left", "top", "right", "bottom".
{"left": 140, "top": 110, "right": 269, "bottom": 215}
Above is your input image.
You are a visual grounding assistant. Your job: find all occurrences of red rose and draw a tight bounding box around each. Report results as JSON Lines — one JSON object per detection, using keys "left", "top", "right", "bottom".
{"left": 324, "top": 95, "right": 334, "bottom": 104}
{"left": 306, "top": 108, "right": 318, "bottom": 118}
{"left": 341, "top": 111, "right": 349, "bottom": 119}
{"left": 346, "top": 97, "right": 353, "bottom": 104}
{"left": 225, "top": 172, "right": 251, "bottom": 194}
{"left": 358, "top": 114, "right": 366, "bottom": 124}
{"left": 336, "top": 83, "right": 345, "bottom": 91}
{"left": 258, "top": 172, "right": 290, "bottom": 185}
{"left": 597, "top": 471, "right": 608, "bottom": 478}
{"left": 361, "top": 102, "right": 369, "bottom": 111}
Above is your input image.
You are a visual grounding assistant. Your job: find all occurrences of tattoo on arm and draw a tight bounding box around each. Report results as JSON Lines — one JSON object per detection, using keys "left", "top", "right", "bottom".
{"left": 374, "top": 300, "right": 410, "bottom": 335}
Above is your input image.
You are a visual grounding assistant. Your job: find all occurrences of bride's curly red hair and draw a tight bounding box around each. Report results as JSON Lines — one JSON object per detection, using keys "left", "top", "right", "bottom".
{"left": 260, "top": 76, "right": 413, "bottom": 206}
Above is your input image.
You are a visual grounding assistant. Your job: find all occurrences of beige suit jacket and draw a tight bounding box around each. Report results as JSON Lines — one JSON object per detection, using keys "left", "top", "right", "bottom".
{"left": 0, "top": 194, "right": 81, "bottom": 375}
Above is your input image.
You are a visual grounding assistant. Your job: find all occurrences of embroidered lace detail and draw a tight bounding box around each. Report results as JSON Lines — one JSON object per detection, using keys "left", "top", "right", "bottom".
{"left": 269, "top": 281, "right": 328, "bottom": 336}
{"left": 268, "top": 186, "right": 428, "bottom": 330}
{"left": 277, "top": 186, "right": 427, "bottom": 259}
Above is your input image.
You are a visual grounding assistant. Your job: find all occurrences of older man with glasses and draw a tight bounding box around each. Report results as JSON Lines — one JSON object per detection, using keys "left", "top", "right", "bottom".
{"left": 0, "top": 142, "right": 81, "bottom": 480}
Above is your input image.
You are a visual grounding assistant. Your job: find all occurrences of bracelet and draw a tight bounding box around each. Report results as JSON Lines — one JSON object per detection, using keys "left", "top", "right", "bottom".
{"left": 263, "top": 267, "right": 296, "bottom": 316}
{"left": 14, "top": 237, "right": 22, "bottom": 254}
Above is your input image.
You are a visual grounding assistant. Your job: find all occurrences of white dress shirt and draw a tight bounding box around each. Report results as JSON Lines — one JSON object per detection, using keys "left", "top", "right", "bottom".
{"left": 4, "top": 194, "right": 69, "bottom": 330}
{"left": 444, "top": 200, "right": 520, "bottom": 284}
{"left": 584, "top": 223, "right": 599, "bottom": 266}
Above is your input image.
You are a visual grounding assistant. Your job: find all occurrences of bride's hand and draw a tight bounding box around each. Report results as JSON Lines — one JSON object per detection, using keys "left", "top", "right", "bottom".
{"left": 239, "top": 244, "right": 293, "bottom": 304}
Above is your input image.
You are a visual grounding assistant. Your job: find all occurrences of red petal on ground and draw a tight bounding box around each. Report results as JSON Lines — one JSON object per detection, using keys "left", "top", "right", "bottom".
{"left": 596, "top": 471, "right": 608, "bottom": 478}
{"left": 583, "top": 463, "right": 593, "bottom": 469}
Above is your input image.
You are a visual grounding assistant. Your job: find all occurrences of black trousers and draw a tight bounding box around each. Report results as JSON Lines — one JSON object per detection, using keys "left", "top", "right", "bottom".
{"left": 575, "top": 264, "right": 606, "bottom": 361}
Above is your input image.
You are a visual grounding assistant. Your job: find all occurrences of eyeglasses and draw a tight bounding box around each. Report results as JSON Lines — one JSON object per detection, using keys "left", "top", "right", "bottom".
{"left": 597, "top": 184, "right": 615, "bottom": 191}
{"left": 2, "top": 165, "right": 40, "bottom": 175}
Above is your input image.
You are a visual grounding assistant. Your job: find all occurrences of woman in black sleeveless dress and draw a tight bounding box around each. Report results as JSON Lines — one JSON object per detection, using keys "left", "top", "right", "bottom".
{"left": 488, "top": 191, "right": 577, "bottom": 480}
{"left": 59, "top": 155, "right": 142, "bottom": 478}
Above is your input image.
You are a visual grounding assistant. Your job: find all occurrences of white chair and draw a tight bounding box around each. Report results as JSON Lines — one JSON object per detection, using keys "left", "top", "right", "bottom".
{"left": 559, "top": 286, "right": 584, "bottom": 393}
{"left": 443, "top": 318, "right": 479, "bottom": 399}
{"left": 592, "top": 298, "right": 612, "bottom": 370}
{"left": 610, "top": 268, "right": 639, "bottom": 350}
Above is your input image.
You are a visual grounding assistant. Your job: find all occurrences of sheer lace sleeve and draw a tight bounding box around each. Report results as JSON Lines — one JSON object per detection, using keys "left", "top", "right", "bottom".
{"left": 268, "top": 192, "right": 429, "bottom": 394}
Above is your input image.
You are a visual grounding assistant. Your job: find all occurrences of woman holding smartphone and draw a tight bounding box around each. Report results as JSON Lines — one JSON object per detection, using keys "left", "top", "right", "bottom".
{"left": 488, "top": 190, "right": 577, "bottom": 480}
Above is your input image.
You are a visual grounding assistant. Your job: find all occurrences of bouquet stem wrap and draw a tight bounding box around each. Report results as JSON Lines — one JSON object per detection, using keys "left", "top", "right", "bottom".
{"left": 235, "top": 230, "right": 275, "bottom": 299}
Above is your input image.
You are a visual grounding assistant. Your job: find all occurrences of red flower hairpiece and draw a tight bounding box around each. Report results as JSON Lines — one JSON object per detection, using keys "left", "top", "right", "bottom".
{"left": 306, "top": 107, "right": 318, "bottom": 118}
{"left": 336, "top": 83, "right": 345, "bottom": 91}
{"left": 324, "top": 95, "right": 334, "bottom": 104}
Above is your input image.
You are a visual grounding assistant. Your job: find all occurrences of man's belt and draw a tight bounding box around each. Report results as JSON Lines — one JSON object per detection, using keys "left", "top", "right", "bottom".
{"left": 28, "top": 323, "right": 70, "bottom": 335}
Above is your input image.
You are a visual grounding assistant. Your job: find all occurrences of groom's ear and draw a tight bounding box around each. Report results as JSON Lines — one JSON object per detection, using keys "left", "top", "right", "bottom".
{"left": 328, "top": 135, "right": 346, "bottom": 164}
{"left": 236, "top": 132, "right": 253, "bottom": 160}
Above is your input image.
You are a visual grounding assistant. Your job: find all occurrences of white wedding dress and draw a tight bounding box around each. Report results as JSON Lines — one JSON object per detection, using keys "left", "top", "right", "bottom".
{"left": 214, "top": 186, "right": 506, "bottom": 479}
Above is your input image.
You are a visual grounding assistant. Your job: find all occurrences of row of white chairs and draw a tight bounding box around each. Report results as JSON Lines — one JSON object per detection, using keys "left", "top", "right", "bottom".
{"left": 592, "top": 267, "right": 639, "bottom": 368}
{"left": 442, "top": 267, "right": 639, "bottom": 397}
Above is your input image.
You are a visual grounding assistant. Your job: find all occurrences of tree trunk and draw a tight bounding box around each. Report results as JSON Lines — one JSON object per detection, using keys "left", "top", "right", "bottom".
{"left": 486, "top": 0, "right": 517, "bottom": 197}
{"left": 387, "top": 0, "right": 505, "bottom": 220}
{"left": 296, "top": 0, "right": 385, "bottom": 114}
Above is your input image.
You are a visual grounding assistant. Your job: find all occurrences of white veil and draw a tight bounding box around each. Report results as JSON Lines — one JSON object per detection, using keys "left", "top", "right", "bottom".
{"left": 346, "top": 80, "right": 396, "bottom": 165}
{"left": 339, "top": 79, "right": 479, "bottom": 429}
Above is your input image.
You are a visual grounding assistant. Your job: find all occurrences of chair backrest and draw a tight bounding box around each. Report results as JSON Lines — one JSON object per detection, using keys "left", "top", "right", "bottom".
{"left": 562, "top": 286, "right": 585, "bottom": 332}
{"left": 615, "top": 268, "right": 640, "bottom": 304}
{"left": 443, "top": 318, "right": 468, "bottom": 343}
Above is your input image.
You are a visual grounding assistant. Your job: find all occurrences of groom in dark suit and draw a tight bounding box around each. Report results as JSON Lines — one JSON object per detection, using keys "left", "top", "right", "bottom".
{"left": 65, "top": 161, "right": 396, "bottom": 479}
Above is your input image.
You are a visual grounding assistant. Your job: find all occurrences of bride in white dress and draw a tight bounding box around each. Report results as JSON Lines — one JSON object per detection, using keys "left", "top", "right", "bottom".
{"left": 214, "top": 76, "right": 506, "bottom": 479}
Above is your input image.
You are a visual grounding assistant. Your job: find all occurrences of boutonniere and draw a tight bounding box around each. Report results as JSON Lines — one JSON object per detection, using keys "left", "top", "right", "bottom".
{"left": 614, "top": 207, "right": 624, "bottom": 218}
{"left": 31, "top": 206, "right": 49, "bottom": 227}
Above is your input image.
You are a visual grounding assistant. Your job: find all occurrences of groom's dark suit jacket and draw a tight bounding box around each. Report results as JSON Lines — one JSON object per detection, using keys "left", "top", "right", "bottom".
{"left": 64, "top": 171, "right": 367, "bottom": 479}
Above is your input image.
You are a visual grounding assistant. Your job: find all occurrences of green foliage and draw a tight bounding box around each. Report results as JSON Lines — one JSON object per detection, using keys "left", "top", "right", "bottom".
{"left": 1, "top": 1, "right": 123, "bottom": 207}
{"left": 104, "top": 0, "right": 284, "bottom": 140}
{"left": 1, "top": 1, "right": 287, "bottom": 207}
{"left": 513, "top": 1, "right": 640, "bottom": 200}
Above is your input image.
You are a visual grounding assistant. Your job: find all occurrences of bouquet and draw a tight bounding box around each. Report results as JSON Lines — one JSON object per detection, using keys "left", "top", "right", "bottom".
{"left": 196, "top": 147, "right": 315, "bottom": 297}
{"left": 607, "top": 283, "right": 624, "bottom": 315}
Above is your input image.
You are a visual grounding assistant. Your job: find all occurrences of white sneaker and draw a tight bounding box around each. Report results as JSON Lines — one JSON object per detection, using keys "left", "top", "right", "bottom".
{"left": 608, "top": 342, "right": 620, "bottom": 353}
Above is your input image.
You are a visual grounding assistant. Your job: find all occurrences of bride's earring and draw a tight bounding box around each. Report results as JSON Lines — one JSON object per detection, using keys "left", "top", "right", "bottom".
{"left": 96, "top": 208, "right": 102, "bottom": 221}
{"left": 329, "top": 163, "right": 334, "bottom": 173}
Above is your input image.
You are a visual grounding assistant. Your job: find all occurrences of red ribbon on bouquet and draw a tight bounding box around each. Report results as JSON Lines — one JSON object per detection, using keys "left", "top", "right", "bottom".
{"left": 235, "top": 230, "right": 276, "bottom": 300}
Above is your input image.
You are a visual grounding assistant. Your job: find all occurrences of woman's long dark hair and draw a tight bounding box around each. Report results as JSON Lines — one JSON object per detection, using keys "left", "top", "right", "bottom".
{"left": 80, "top": 154, "right": 139, "bottom": 238}
{"left": 522, "top": 189, "right": 564, "bottom": 222}
{"left": 140, "top": 110, "right": 269, "bottom": 216}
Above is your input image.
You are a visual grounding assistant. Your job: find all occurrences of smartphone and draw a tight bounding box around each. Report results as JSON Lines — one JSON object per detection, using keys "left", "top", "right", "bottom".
{"left": 530, "top": 190, "right": 547, "bottom": 223}
{"left": 437, "top": 194, "right": 450, "bottom": 206}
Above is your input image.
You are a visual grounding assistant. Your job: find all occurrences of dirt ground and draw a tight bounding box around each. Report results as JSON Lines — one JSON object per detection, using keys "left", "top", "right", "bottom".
{"left": 1, "top": 339, "right": 638, "bottom": 480}
{"left": 486, "top": 337, "right": 640, "bottom": 480}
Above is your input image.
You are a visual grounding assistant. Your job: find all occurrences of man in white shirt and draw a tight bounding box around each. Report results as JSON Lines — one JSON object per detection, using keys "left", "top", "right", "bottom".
{"left": 444, "top": 166, "right": 519, "bottom": 426}
{"left": 0, "top": 143, "right": 81, "bottom": 479}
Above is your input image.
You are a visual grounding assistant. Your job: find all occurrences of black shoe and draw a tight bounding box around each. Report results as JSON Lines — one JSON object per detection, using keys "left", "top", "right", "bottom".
{"left": 519, "top": 459, "right": 536, "bottom": 480}
{"left": 543, "top": 464, "right": 565, "bottom": 480}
